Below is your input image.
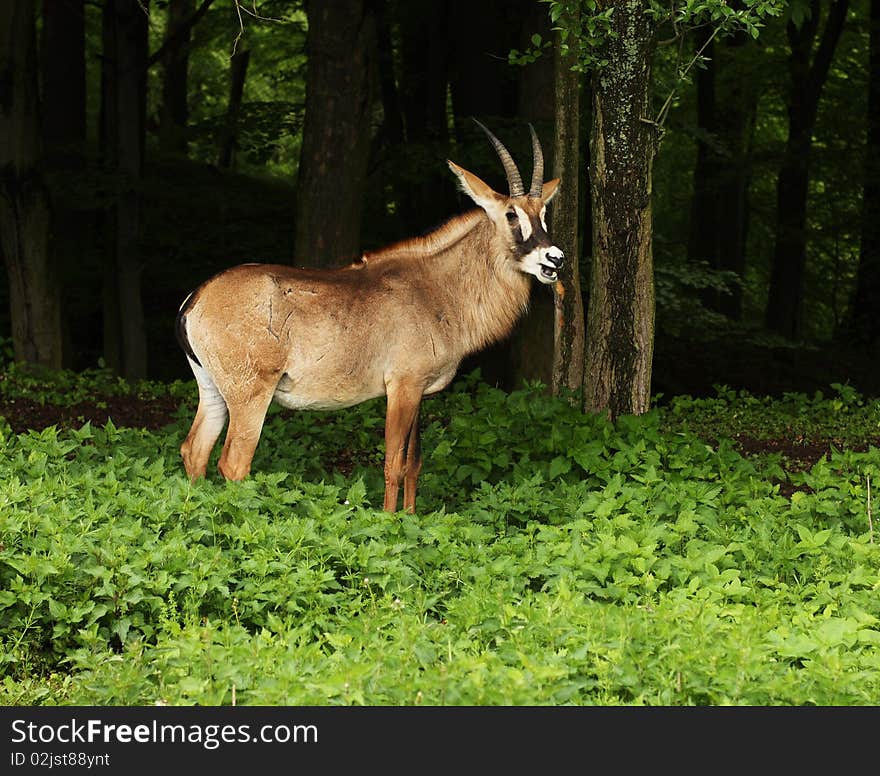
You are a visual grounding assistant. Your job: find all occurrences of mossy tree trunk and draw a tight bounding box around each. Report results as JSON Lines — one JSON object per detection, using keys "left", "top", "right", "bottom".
{"left": 583, "top": 1, "right": 657, "bottom": 419}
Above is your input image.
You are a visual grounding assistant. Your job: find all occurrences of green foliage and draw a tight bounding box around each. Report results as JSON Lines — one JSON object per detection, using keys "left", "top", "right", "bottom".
{"left": 0, "top": 363, "right": 192, "bottom": 407}
{"left": 543, "top": 1, "right": 616, "bottom": 72}
{"left": 2, "top": 370, "right": 880, "bottom": 705}
{"left": 655, "top": 260, "right": 742, "bottom": 338}
{"left": 147, "top": 1, "right": 308, "bottom": 177}
{"left": 509, "top": 33, "right": 554, "bottom": 66}
{"left": 650, "top": 2, "right": 869, "bottom": 342}
{"left": 647, "top": 1, "right": 787, "bottom": 39}
{"left": 538, "top": 0, "right": 787, "bottom": 74}
{"left": 663, "top": 382, "right": 880, "bottom": 447}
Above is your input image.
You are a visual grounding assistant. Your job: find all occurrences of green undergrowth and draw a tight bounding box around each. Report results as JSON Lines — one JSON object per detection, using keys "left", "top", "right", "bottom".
{"left": 661, "top": 382, "right": 880, "bottom": 446}
{"left": 1, "top": 370, "right": 880, "bottom": 705}
{"left": 0, "top": 361, "right": 192, "bottom": 407}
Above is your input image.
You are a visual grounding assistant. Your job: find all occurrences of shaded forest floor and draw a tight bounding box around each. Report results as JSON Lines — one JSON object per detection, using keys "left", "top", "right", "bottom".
{"left": 0, "top": 393, "right": 181, "bottom": 436}
{"left": 4, "top": 379, "right": 878, "bottom": 503}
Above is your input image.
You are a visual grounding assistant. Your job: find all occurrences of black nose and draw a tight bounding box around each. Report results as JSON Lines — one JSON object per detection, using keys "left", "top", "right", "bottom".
{"left": 546, "top": 249, "right": 564, "bottom": 269}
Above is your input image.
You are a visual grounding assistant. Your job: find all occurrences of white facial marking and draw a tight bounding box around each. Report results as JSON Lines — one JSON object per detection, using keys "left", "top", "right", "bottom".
{"left": 520, "top": 245, "right": 565, "bottom": 285}
{"left": 540, "top": 206, "right": 548, "bottom": 232}
{"left": 513, "top": 206, "right": 533, "bottom": 241}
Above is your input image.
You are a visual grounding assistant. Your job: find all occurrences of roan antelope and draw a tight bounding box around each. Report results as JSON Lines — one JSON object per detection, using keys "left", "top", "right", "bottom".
{"left": 176, "top": 122, "right": 563, "bottom": 513}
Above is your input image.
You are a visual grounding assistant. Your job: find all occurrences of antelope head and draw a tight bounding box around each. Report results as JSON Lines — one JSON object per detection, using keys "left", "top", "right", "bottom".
{"left": 448, "top": 120, "right": 564, "bottom": 283}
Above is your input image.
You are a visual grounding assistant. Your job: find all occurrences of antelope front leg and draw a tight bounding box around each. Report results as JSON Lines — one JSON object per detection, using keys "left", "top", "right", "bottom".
{"left": 383, "top": 383, "right": 423, "bottom": 513}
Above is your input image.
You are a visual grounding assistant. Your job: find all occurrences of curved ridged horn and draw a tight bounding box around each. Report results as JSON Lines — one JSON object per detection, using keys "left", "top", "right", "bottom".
{"left": 528, "top": 123, "right": 544, "bottom": 198}
{"left": 473, "top": 118, "right": 524, "bottom": 198}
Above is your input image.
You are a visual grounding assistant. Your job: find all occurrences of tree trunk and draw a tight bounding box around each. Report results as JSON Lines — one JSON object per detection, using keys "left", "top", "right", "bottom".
{"left": 687, "top": 26, "right": 756, "bottom": 320}
{"left": 551, "top": 26, "right": 585, "bottom": 398}
{"left": 508, "top": 4, "right": 557, "bottom": 390}
{"left": 374, "top": 0, "right": 403, "bottom": 147}
{"left": 42, "top": 0, "right": 86, "bottom": 158}
{"left": 41, "top": 0, "right": 86, "bottom": 367}
{"left": 849, "top": 0, "right": 880, "bottom": 348}
{"left": 394, "top": 0, "right": 453, "bottom": 231}
{"left": 687, "top": 31, "right": 718, "bottom": 276}
{"left": 448, "top": 0, "right": 516, "bottom": 122}
{"left": 159, "top": 0, "right": 194, "bottom": 156}
{"left": 294, "top": 0, "right": 376, "bottom": 267}
{"left": 583, "top": 1, "right": 656, "bottom": 419}
{"left": 100, "top": 0, "right": 148, "bottom": 379}
{"left": 217, "top": 44, "right": 250, "bottom": 169}
{"left": 0, "top": 0, "right": 63, "bottom": 368}
{"left": 765, "top": 0, "right": 849, "bottom": 339}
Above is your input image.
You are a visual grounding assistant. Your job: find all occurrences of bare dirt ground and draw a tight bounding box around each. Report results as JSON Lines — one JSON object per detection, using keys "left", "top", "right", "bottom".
{"left": 0, "top": 394, "right": 182, "bottom": 435}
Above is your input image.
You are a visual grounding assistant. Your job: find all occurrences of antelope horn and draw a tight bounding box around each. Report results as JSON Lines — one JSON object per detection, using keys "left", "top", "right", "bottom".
{"left": 528, "top": 123, "right": 544, "bottom": 198}
{"left": 473, "top": 118, "right": 524, "bottom": 198}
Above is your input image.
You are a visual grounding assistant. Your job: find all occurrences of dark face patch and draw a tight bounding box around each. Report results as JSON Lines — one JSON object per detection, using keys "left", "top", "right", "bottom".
{"left": 506, "top": 205, "right": 551, "bottom": 260}
{"left": 504, "top": 200, "right": 564, "bottom": 284}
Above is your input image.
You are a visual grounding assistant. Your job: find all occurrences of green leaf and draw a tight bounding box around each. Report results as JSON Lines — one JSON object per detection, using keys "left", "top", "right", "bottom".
{"left": 549, "top": 456, "right": 571, "bottom": 479}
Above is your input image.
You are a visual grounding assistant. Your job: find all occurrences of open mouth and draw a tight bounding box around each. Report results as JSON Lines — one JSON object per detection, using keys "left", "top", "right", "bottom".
{"left": 540, "top": 265, "right": 558, "bottom": 281}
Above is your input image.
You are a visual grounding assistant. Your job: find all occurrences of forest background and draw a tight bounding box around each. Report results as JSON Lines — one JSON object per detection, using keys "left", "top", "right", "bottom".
{"left": 1, "top": 0, "right": 879, "bottom": 403}
{"left": 8, "top": 0, "right": 880, "bottom": 709}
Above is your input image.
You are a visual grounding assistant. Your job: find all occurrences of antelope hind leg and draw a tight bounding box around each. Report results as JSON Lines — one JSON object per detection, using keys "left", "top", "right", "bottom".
{"left": 217, "top": 387, "right": 277, "bottom": 481}
{"left": 181, "top": 360, "right": 229, "bottom": 480}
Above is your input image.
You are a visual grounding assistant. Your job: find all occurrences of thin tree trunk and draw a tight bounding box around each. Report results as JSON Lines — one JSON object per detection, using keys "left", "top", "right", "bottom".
{"left": 42, "top": 0, "right": 86, "bottom": 158}
{"left": 687, "top": 31, "right": 719, "bottom": 283}
{"left": 714, "top": 28, "right": 756, "bottom": 320}
{"left": 101, "top": 0, "right": 148, "bottom": 379}
{"left": 395, "top": 0, "right": 452, "bottom": 230}
{"left": 374, "top": 0, "right": 403, "bottom": 147}
{"left": 509, "top": 3, "right": 556, "bottom": 389}
{"left": 41, "top": 0, "right": 86, "bottom": 367}
{"left": 0, "top": 0, "right": 62, "bottom": 368}
{"left": 584, "top": 1, "right": 656, "bottom": 419}
{"left": 765, "top": 0, "right": 849, "bottom": 339}
{"left": 100, "top": 0, "right": 121, "bottom": 373}
{"left": 551, "top": 25, "right": 584, "bottom": 398}
{"left": 448, "top": 0, "right": 518, "bottom": 123}
{"left": 217, "top": 44, "right": 250, "bottom": 169}
{"left": 687, "top": 25, "right": 756, "bottom": 320}
{"left": 294, "top": 0, "right": 376, "bottom": 267}
{"left": 159, "top": 0, "right": 194, "bottom": 155}
{"left": 849, "top": 0, "right": 880, "bottom": 347}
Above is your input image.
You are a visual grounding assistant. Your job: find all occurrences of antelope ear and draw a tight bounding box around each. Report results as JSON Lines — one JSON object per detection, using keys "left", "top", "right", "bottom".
{"left": 541, "top": 178, "right": 561, "bottom": 204}
{"left": 447, "top": 160, "right": 503, "bottom": 212}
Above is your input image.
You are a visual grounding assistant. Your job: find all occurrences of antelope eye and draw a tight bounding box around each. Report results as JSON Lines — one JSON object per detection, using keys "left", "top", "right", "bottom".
{"left": 505, "top": 210, "right": 518, "bottom": 222}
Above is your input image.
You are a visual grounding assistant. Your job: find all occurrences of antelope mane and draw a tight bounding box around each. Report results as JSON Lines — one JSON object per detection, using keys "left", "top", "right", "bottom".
{"left": 360, "top": 209, "right": 486, "bottom": 264}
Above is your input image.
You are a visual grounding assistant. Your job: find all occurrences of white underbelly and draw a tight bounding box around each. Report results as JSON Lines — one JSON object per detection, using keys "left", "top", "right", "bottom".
{"left": 271, "top": 368, "right": 386, "bottom": 411}
{"left": 271, "top": 359, "right": 460, "bottom": 410}
{"left": 272, "top": 389, "right": 382, "bottom": 411}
